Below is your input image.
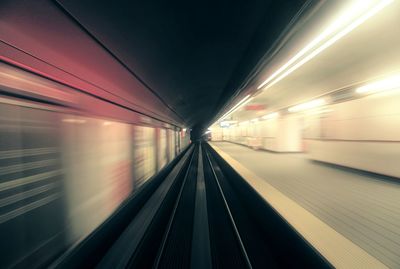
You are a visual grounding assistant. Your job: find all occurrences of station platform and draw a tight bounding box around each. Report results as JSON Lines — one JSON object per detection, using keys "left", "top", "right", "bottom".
{"left": 210, "top": 141, "right": 400, "bottom": 269}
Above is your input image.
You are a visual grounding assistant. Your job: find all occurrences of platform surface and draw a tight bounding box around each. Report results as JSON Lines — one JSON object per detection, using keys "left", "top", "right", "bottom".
{"left": 210, "top": 141, "right": 400, "bottom": 269}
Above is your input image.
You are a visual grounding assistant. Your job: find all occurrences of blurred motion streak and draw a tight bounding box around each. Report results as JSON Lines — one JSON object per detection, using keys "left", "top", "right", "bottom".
{"left": 1, "top": 0, "right": 400, "bottom": 267}
{"left": 288, "top": 98, "right": 326, "bottom": 112}
{"left": 257, "top": 0, "right": 394, "bottom": 90}
{"left": 0, "top": 66, "right": 189, "bottom": 267}
{"left": 356, "top": 74, "right": 400, "bottom": 94}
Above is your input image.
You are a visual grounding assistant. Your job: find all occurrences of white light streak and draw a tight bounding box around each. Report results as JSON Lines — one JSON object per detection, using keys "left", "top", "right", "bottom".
{"left": 62, "top": 119, "right": 86, "bottom": 124}
{"left": 356, "top": 75, "right": 400, "bottom": 94}
{"left": 257, "top": 0, "right": 394, "bottom": 90}
{"left": 262, "top": 112, "right": 279, "bottom": 120}
{"left": 215, "top": 94, "right": 252, "bottom": 124}
{"left": 288, "top": 98, "right": 326, "bottom": 112}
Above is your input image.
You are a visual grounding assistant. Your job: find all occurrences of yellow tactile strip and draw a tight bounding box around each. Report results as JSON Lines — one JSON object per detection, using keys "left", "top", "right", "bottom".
{"left": 210, "top": 143, "right": 388, "bottom": 269}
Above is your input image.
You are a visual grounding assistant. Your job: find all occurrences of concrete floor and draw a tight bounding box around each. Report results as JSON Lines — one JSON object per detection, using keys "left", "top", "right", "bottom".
{"left": 211, "top": 141, "right": 400, "bottom": 269}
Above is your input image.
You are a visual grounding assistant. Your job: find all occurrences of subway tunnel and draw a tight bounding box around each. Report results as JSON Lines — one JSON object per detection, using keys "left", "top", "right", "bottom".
{"left": 1, "top": 0, "right": 400, "bottom": 268}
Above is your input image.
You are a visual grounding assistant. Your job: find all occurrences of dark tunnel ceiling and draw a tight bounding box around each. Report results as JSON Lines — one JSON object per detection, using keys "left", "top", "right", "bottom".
{"left": 57, "top": 0, "right": 309, "bottom": 128}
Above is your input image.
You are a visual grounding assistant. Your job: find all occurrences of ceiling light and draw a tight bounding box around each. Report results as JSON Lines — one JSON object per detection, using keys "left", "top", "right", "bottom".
{"left": 288, "top": 98, "right": 326, "bottom": 112}
{"left": 215, "top": 94, "right": 253, "bottom": 123}
{"left": 356, "top": 75, "right": 400, "bottom": 94}
{"left": 262, "top": 112, "right": 279, "bottom": 120}
{"left": 257, "top": 0, "right": 393, "bottom": 90}
{"left": 62, "top": 119, "right": 86, "bottom": 124}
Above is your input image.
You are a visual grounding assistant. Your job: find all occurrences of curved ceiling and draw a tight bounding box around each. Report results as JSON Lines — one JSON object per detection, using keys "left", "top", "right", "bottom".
{"left": 227, "top": 0, "right": 400, "bottom": 122}
{"left": 56, "top": 0, "right": 310, "bottom": 130}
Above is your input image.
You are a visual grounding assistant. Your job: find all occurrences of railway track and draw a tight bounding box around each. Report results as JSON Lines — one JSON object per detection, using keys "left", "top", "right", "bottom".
{"left": 52, "top": 143, "right": 331, "bottom": 269}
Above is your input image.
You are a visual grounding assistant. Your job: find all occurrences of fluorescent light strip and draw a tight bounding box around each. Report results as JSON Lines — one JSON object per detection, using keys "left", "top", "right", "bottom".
{"left": 257, "top": 0, "right": 393, "bottom": 90}
{"left": 356, "top": 75, "right": 400, "bottom": 94}
{"left": 262, "top": 112, "right": 279, "bottom": 120}
{"left": 215, "top": 94, "right": 252, "bottom": 123}
{"left": 62, "top": 119, "right": 86, "bottom": 124}
{"left": 256, "top": 1, "right": 356, "bottom": 90}
{"left": 288, "top": 98, "right": 325, "bottom": 112}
